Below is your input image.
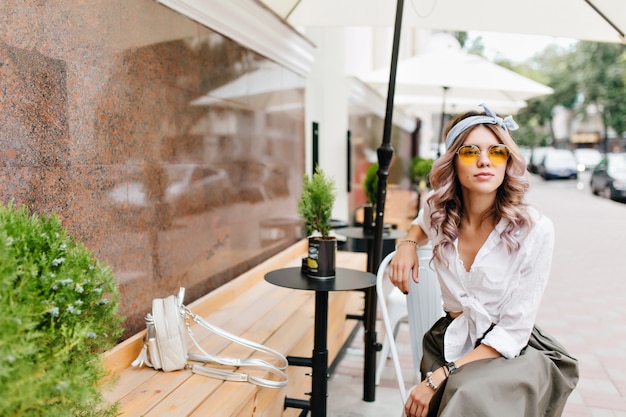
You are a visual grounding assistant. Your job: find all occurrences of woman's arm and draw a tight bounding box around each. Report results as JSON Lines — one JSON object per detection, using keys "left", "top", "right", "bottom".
{"left": 404, "top": 344, "right": 501, "bottom": 417}
{"left": 481, "top": 215, "right": 555, "bottom": 358}
{"left": 388, "top": 224, "right": 429, "bottom": 294}
{"left": 432, "top": 343, "right": 501, "bottom": 385}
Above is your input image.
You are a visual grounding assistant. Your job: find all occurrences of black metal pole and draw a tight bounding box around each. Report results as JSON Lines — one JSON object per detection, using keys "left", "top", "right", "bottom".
{"left": 437, "top": 86, "right": 449, "bottom": 158}
{"left": 363, "top": 0, "right": 404, "bottom": 403}
{"left": 311, "top": 290, "right": 329, "bottom": 417}
{"left": 312, "top": 121, "right": 319, "bottom": 172}
{"left": 347, "top": 130, "right": 352, "bottom": 192}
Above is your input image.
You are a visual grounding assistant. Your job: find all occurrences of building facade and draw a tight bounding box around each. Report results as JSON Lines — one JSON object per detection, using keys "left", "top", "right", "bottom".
{"left": 0, "top": 0, "right": 414, "bottom": 337}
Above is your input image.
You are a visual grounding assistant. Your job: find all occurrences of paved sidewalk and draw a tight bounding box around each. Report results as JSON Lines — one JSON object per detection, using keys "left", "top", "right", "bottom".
{"left": 528, "top": 179, "right": 626, "bottom": 416}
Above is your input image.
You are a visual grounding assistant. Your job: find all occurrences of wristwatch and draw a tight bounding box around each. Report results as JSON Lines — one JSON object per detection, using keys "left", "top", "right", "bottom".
{"left": 445, "top": 361, "right": 457, "bottom": 375}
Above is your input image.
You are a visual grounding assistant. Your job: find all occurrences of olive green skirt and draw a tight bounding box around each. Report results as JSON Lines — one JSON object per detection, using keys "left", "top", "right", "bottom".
{"left": 421, "top": 314, "right": 579, "bottom": 417}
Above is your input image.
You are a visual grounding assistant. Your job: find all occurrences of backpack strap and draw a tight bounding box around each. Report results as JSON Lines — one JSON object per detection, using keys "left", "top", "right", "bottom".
{"left": 182, "top": 304, "right": 288, "bottom": 388}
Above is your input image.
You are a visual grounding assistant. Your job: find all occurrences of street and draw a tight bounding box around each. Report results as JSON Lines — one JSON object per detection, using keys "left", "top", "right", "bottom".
{"left": 528, "top": 171, "right": 626, "bottom": 415}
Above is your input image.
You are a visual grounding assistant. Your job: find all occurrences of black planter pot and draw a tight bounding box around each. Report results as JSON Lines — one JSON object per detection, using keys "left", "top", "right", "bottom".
{"left": 303, "top": 237, "right": 337, "bottom": 279}
{"left": 363, "top": 204, "right": 376, "bottom": 235}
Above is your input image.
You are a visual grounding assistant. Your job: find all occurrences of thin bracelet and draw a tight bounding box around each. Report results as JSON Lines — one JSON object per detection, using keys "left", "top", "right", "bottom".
{"left": 425, "top": 371, "right": 438, "bottom": 391}
{"left": 395, "top": 239, "right": 418, "bottom": 251}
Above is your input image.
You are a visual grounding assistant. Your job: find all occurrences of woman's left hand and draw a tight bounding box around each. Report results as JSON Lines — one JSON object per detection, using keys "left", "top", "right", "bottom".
{"left": 404, "top": 381, "right": 435, "bottom": 417}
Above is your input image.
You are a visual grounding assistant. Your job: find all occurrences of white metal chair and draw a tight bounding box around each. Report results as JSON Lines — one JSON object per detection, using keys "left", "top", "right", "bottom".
{"left": 376, "top": 244, "right": 445, "bottom": 405}
{"left": 374, "top": 254, "right": 409, "bottom": 386}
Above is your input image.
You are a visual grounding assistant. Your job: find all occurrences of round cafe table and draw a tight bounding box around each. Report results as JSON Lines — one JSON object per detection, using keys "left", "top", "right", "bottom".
{"left": 265, "top": 267, "right": 375, "bottom": 417}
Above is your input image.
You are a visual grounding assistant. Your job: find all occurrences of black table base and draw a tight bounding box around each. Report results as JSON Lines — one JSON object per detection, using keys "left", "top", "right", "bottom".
{"left": 284, "top": 290, "right": 328, "bottom": 416}
{"left": 265, "top": 267, "right": 375, "bottom": 417}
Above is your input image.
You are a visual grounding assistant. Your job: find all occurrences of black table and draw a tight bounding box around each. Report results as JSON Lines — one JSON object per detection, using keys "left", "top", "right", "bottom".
{"left": 336, "top": 227, "right": 404, "bottom": 272}
{"left": 334, "top": 227, "right": 404, "bottom": 402}
{"left": 265, "top": 267, "right": 376, "bottom": 417}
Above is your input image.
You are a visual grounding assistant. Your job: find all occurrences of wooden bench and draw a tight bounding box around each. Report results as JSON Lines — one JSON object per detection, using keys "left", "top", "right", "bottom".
{"left": 103, "top": 239, "right": 368, "bottom": 416}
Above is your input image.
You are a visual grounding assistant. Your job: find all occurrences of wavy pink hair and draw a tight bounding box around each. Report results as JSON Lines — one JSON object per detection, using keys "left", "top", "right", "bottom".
{"left": 427, "top": 110, "right": 533, "bottom": 266}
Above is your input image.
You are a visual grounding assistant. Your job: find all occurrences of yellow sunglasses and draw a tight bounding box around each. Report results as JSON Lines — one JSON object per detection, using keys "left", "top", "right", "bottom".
{"left": 456, "top": 144, "right": 510, "bottom": 165}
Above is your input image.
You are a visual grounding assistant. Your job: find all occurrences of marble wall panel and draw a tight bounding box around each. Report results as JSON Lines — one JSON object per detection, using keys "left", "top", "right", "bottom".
{"left": 0, "top": 0, "right": 305, "bottom": 338}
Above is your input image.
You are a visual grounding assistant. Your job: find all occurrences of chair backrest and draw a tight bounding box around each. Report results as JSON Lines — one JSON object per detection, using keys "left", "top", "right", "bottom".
{"left": 375, "top": 250, "right": 408, "bottom": 403}
{"left": 407, "top": 244, "right": 445, "bottom": 378}
{"left": 376, "top": 245, "right": 445, "bottom": 405}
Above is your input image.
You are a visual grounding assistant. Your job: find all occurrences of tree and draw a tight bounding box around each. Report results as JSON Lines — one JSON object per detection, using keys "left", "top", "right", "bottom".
{"left": 512, "top": 44, "right": 579, "bottom": 147}
{"left": 459, "top": 32, "right": 485, "bottom": 56}
{"left": 573, "top": 41, "right": 626, "bottom": 151}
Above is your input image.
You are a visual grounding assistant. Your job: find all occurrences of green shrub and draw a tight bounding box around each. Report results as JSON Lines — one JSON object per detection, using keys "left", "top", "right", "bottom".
{"left": 297, "top": 167, "right": 336, "bottom": 237}
{"left": 0, "top": 202, "right": 124, "bottom": 417}
{"left": 363, "top": 162, "right": 378, "bottom": 205}
{"left": 410, "top": 156, "right": 434, "bottom": 188}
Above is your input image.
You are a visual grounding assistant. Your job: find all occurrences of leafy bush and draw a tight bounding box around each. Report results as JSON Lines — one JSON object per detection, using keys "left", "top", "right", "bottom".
{"left": 297, "top": 167, "right": 336, "bottom": 237}
{"left": 410, "top": 157, "right": 434, "bottom": 188}
{"left": 0, "top": 202, "right": 123, "bottom": 417}
{"left": 363, "top": 162, "right": 378, "bottom": 205}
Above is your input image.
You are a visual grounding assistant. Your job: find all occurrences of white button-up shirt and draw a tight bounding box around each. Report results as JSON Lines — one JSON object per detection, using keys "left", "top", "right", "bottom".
{"left": 413, "top": 201, "right": 554, "bottom": 361}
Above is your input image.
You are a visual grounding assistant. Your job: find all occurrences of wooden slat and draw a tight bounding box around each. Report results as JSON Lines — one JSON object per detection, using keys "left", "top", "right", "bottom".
{"left": 113, "top": 370, "right": 197, "bottom": 416}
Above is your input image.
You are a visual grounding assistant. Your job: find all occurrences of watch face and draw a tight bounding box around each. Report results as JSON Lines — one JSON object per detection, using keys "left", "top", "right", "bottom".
{"left": 446, "top": 362, "right": 457, "bottom": 374}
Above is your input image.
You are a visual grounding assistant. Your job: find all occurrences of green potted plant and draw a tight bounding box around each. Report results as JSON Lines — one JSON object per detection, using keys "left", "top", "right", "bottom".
{"left": 297, "top": 167, "right": 337, "bottom": 279}
{"left": 410, "top": 156, "right": 434, "bottom": 211}
{"left": 411, "top": 156, "right": 434, "bottom": 190}
{"left": 362, "top": 162, "right": 378, "bottom": 235}
{"left": 0, "top": 202, "right": 124, "bottom": 417}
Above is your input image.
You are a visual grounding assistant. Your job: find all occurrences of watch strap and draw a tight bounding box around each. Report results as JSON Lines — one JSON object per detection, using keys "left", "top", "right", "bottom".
{"left": 445, "top": 361, "right": 457, "bottom": 375}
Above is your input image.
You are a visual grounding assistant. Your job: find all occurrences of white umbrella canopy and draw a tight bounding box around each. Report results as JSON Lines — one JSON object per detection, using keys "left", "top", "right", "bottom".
{"left": 359, "top": 38, "right": 554, "bottom": 114}
{"left": 260, "top": 0, "right": 625, "bottom": 44}
{"left": 191, "top": 64, "right": 305, "bottom": 114}
{"left": 394, "top": 94, "right": 527, "bottom": 115}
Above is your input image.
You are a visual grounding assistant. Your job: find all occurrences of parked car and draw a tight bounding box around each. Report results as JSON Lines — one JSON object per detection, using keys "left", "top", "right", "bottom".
{"left": 519, "top": 146, "right": 532, "bottom": 166}
{"left": 107, "top": 163, "right": 233, "bottom": 223}
{"left": 536, "top": 149, "right": 578, "bottom": 180}
{"left": 589, "top": 153, "right": 626, "bottom": 202}
{"left": 528, "top": 147, "right": 553, "bottom": 174}
{"left": 573, "top": 148, "right": 603, "bottom": 172}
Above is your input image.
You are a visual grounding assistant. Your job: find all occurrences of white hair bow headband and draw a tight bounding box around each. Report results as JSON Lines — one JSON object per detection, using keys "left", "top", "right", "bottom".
{"left": 444, "top": 103, "right": 519, "bottom": 150}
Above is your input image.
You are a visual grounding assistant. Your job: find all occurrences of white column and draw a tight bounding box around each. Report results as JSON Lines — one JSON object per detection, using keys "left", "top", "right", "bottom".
{"left": 304, "top": 27, "right": 350, "bottom": 223}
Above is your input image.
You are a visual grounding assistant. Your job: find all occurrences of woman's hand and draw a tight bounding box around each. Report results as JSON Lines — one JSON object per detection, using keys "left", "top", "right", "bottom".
{"left": 404, "top": 367, "right": 446, "bottom": 417}
{"left": 389, "top": 244, "right": 419, "bottom": 294}
{"left": 390, "top": 225, "right": 428, "bottom": 294}
{"left": 404, "top": 379, "right": 435, "bottom": 417}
